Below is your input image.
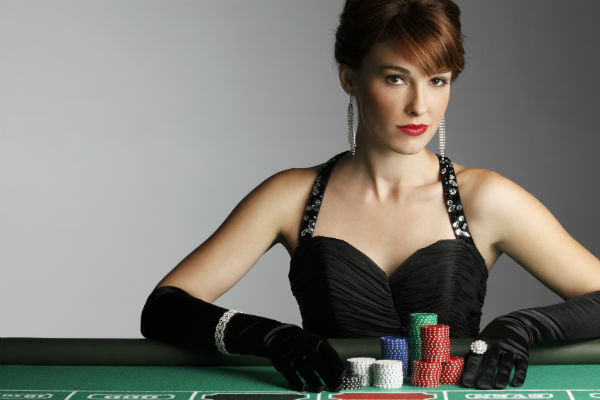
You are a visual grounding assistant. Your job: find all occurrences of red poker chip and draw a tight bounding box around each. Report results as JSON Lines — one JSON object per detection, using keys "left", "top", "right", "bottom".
{"left": 422, "top": 356, "right": 450, "bottom": 362}
{"left": 440, "top": 378, "right": 461, "bottom": 384}
{"left": 412, "top": 382, "right": 441, "bottom": 387}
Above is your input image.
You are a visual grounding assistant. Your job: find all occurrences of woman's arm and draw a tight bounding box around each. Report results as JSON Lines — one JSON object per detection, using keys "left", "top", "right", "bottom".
{"left": 471, "top": 169, "right": 600, "bottom": 298}
{"left": 154, "top": 168, "right": 302, "bottom": 302}
{"left": 460, "top": 169, "right": 600, "bottom": 389}
{"left": 141, "top": 167, "right": 345, "bottom": 392}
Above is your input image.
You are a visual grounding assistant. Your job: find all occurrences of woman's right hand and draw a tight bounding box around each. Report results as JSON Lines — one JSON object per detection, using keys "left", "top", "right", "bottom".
{"left": 223, "top": 311, "right": 345, "bottom": 393}
{"left": 142, "top": 286, "right": 345, "bottom": 392}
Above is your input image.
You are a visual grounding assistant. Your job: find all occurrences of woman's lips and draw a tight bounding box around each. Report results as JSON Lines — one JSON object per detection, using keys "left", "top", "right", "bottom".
{"left": 396, "top": 124, "right": 428, "bottom": 136}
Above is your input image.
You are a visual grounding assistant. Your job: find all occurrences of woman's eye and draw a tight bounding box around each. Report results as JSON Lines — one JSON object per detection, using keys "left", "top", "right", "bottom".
{"left": 387, "top": 75, "right": 406, "bottom": 85}
{"left": 431, "top": 77, "right": 448, "bottom": 87}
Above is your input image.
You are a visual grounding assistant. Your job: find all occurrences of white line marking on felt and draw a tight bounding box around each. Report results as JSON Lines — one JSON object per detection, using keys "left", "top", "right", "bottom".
{"left": 567, "top": 391, "right": 576, "bottom": 400}
{"left": 64, "top": 392, "right": 77, "bottom": 400}
{"left": 188, "top": 392, "right": 198, "bottom": 400}
{"left": 444, "top": 391, "right": 448, "bottom": 400}
{"left": 317, "top": 393, "right": 321, "bottom": 400}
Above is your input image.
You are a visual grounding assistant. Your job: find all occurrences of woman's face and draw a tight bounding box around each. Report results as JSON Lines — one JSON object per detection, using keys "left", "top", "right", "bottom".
{"left": 341, "top": 40, "right": 452, "bottom": 155}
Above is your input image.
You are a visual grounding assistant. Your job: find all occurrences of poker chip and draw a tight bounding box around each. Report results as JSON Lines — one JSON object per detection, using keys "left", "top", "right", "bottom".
{"left": 372, "top": 359, "right": 404, "bottom": 389}
{"left": 346, "top": 357, "right": 376, "bottom": 386}
{"left": 408, "top": 313, "right": 438, "bottom": 372}
{"left": 340, "top": 372, "right": 364, "bottom": 390}
{"left": 420, "top": 324, "right": 451, "bottom": 363}
{"left": 440, "top": 356, "right": 464, "bottom": 384}
{"left": 411, "top": 360, "right": 442, "bottom": 387}
{"left": 380, "top": 336, "right": 409, "bottom": 376}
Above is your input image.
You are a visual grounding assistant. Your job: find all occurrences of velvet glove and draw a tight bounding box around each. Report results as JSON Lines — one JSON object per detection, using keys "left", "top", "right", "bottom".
{"left": 462, "top": 290, "right": 600, "bottom": 389}
{"left": 141, "top": 285, "right": 345, "bottom": 392}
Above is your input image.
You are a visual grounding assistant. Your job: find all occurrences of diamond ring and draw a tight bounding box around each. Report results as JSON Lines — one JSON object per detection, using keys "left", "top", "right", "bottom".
{"left": 470, "top": 339, "right": 488, "bottom": 355}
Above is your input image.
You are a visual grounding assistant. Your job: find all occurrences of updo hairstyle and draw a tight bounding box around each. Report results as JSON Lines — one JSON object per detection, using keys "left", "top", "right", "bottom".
{"left": 334, "top": 0, "right": 466, "bottom": 83}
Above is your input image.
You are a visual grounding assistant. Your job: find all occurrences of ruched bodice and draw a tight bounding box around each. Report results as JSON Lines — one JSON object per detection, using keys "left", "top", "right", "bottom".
{"left": 289, "top": 151, "right": 488, "bottom": 338}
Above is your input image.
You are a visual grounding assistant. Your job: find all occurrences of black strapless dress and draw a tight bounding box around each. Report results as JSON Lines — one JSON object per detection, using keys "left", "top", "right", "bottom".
{"left": 289, "top": 151, "right": 488, "bottom": 338}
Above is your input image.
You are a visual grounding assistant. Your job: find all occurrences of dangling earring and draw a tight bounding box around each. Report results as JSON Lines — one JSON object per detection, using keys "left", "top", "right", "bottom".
{"left": 438, "top": 115, "right": 446, "bottom": 159}
{"left": 347, "top": 93, "right": 356, "bottom": 155}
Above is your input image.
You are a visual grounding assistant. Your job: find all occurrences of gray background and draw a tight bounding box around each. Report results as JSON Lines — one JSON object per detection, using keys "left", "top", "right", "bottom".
{"left": 1, "top": 0, "right": 598, "bottom": 338}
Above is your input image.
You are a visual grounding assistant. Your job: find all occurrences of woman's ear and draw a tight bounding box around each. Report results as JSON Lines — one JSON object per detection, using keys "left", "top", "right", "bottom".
{"left": 338, "top": 64, "right": 356, "bottom": 95}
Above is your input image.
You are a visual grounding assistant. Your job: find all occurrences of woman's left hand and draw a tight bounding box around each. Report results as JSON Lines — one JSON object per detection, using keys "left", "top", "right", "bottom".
{"left": 461, "top": 313, "right": 531, "bottom": 389}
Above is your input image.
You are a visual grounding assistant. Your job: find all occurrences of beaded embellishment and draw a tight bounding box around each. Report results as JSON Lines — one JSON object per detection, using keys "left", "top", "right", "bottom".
{"left": 436, "top": 153, "right": 474, "bottom": 244}
{"left": 298, "top": 151, "right": 347, "bottom": 243}
{"left": 215, "top": 309, "right": 242, "bottom": 356}
{"left": 298, "top": 151, "right": 474, "bottom": 245}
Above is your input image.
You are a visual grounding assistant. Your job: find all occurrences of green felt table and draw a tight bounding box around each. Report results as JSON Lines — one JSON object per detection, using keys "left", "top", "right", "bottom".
{"left": 2, "top": 338, "right": 600, "bottom": 400}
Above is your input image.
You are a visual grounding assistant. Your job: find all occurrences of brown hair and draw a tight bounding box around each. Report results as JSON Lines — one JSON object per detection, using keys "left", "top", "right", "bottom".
{"left": 334, "top": 0, "right": 465, "bottom": 82}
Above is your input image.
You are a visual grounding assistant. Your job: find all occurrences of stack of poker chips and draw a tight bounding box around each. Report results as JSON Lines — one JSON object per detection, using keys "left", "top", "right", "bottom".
{"left": 380, "top": 336, "right": 409, "bottom": 377}
{"left": 410, "top": 323, "right": 465, "bottom": 387}
{"left": 372, "top": 360, "right": 404, "bottom": 389}
{"left": 420, "top": 324, "right": 451, "bottom": 362}
{"left": 346, "top": 357, "right": 376, "bottom": 387}
{"left": 411, "top": 360, "right": 442, "bottom": 387}
{"left": 340, "top": 370, "right": 365, "bottom": 390}
{"left": 440, "top": 356, "right": 465, "bottom": 384}
{"left": 408, "top": 313, "right": 438, "bottom": 369}
{"left": 342, "top": 356, "right": 404, "bottom": 390}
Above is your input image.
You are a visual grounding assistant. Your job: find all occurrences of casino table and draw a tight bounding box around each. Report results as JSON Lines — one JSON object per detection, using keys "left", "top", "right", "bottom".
{"left": 2, "top": 338, "right": 600, "bottom": 399}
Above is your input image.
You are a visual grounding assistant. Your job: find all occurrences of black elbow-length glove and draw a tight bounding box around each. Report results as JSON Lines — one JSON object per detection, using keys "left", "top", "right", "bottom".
{"left": 141, "top": 285, "right": 345, "bottom": 392}
{"left": 462, "top": 290, "right": 600, "bottom": 390}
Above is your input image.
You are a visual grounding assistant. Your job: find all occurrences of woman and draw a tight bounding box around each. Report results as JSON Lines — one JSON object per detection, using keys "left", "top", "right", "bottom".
{"left": 141, "top": 0, "right": 600, "bottom": 392}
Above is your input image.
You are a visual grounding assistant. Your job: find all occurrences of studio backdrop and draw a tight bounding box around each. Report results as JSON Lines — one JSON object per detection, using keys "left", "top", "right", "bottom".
{"left": 1, "top": 0, "right": 598, "bottom": 338}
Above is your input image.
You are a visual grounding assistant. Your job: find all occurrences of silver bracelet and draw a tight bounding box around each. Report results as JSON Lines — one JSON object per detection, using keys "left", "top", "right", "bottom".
{"left": 215, "top": 309, "right": 242, "bottom": 356}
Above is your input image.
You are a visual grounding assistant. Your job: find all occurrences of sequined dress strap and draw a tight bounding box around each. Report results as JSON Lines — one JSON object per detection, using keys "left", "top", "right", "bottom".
{"left": 298, "top": 151, "right": 348, "bottom": 244}
{"left": 436, "top": 154, "right": 475, "bottom": 245}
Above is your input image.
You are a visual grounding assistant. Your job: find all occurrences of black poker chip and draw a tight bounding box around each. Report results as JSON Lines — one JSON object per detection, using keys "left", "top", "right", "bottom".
{"left": 340, "top": 371, "right": 365, "bottom": 390}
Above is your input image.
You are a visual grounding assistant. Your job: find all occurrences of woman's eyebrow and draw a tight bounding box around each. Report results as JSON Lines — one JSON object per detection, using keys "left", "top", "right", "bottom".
{"left": 379, "top": 65, "right": 410, "bottom": 73}
{"left": 379, "top": 65, "right": 451, "bottom": 75}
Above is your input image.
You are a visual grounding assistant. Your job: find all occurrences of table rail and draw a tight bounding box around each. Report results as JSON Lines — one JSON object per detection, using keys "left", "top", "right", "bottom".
{"left": 2, "top": 337, "right": 600, "bottom": 365}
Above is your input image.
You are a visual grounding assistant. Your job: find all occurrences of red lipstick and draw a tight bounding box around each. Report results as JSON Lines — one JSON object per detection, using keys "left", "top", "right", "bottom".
{"left": 397, "top": 124, "right": 428, "bottom": 136}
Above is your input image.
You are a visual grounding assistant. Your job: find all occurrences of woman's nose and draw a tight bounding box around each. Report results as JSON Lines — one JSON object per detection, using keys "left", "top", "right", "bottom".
{"left": 405, "top": 87, "right": 428, "bottom": 116}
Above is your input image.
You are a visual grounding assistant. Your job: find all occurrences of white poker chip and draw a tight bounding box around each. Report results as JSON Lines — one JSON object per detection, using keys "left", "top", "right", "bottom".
{"left": 372, "top": 359, "right": 403, "bottom": 388}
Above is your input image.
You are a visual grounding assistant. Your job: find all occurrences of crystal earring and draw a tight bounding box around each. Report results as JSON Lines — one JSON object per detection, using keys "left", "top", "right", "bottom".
{"left": 347, "top": 93, "right": 356, "bottom": 155}
{"left": 438, "top": 115, "right": 446, "bottom": 159}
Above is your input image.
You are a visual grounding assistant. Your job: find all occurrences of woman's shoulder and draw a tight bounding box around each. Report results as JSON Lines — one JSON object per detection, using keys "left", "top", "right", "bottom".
{"left": 451, "top": 160, "right": 510, "bottom": 212}
{"left": 451, "top": 160, "right": 533, "bottom": 247}
{"left": 263, "top": 163, "right": 321, "bottom": 197}
{"left": 257, "top": 163, "right": 322, "bottom": 253}
{"left": 452, "top": 160, "right": 516, "bottom": 205}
